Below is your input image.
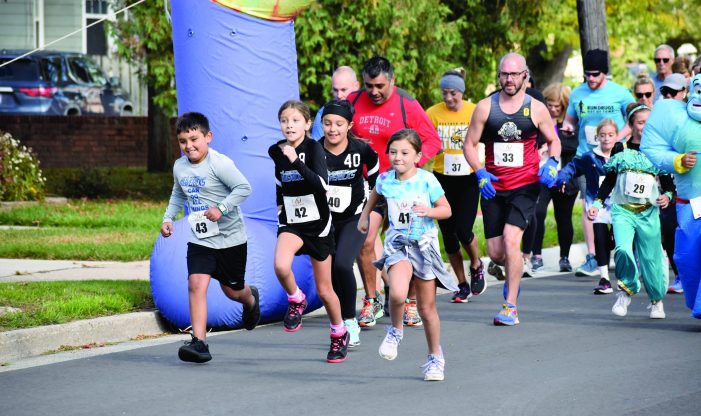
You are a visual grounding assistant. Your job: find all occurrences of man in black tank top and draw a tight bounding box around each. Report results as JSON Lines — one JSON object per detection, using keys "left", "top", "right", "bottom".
{"left": 463, "top": 52, "right": 561, "bottom": 327}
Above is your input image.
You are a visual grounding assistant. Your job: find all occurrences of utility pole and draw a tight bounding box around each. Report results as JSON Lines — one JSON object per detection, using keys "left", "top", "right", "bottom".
{"left": 576, "top": 0, "right": 610, "bottom": 69}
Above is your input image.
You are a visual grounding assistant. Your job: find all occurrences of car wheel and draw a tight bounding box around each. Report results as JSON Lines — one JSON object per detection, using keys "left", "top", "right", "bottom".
{"left": 66, "top": 107, "right": 81, "bottom": 116}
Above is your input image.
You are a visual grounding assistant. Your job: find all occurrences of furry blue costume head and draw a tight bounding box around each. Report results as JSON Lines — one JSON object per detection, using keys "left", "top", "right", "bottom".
{"left": 688, "top": 73, "right": 701, "bottom": 122}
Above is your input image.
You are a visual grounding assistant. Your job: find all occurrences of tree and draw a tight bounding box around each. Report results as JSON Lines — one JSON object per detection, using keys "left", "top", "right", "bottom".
{"left": 109, "top": 0, "right": 175, "bottom": 172}
{"left": 295, "top": 0, "right": 463, "bottom": 109}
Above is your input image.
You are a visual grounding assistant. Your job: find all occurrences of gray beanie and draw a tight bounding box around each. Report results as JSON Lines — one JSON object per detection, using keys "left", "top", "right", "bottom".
{"left": 440, "top": 73, "right": 465, "bottom": 93}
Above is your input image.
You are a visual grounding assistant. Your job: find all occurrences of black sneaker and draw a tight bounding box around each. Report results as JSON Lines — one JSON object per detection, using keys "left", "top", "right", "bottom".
{"left": 559, "top": 257, "right": 573, "bottom": 272}
{"left": 470, "top": 260, "right": 487, "bottom": 295}
{"left": 283, "top": 297, "right": 307, "bottom": 332}
{"left": 326, "top": 331, "right": 350, "bottom": 363}
{"left": 242, "top": 285, "right": 260, "bottom": 331}
{"left": 452, "top": 282, "right": 471, "bottom": 303}
{"left": 488, "top": 261, "right": 505, "bottom": 281}
{"left": 178, "top": 335, "right": 212, "bottom": 363}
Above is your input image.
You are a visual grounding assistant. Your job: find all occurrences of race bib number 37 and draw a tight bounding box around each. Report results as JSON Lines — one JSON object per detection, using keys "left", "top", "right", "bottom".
{"left": 443, "top": 153, "right": 470, "bottom": 176}
{"left": 188, "top": 212, "right": 220, "bottom": 239}
{"left": 493, "top": 142, "right": 524, "bottom": 167}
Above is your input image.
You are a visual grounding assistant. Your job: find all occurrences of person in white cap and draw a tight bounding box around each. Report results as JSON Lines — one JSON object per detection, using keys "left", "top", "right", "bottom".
{"left": 660, "top": 73, "right": 688, "bottom": 101}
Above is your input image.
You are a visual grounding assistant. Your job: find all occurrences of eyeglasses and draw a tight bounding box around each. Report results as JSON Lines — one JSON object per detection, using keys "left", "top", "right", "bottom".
{"left": 584, "top": 71, "right": 602, "bottom": 78}
{"left": 654, "top": 58, "right": 671, "bottom": 64}
{"left": 635, "top": 92, "right": 653, "bottom": 99}
{"left": 499, "top": 70, "right": 527, "bottom": 79}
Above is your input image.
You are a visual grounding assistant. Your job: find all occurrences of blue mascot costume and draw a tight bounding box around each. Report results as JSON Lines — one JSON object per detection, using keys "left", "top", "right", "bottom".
{"left": 641, "top": 73, "right": 701, "bottom": 319}
{"left": 150, "top": 0, "right": 320, "bottom": 329}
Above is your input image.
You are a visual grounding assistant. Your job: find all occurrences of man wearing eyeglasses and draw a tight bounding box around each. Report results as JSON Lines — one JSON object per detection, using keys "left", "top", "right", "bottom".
{"left": 561, "top": 49, "right": 634, "bottom": 277}
{"left": 463, "top": 52, "right": 561, "bottom": 326}
{"left": 652, "top": 44, "right": 675, "bottom": 102}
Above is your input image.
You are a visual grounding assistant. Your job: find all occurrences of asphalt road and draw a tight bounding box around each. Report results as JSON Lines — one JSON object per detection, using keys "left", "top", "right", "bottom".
{"left": 1, "top": 273, "right": 699, "bottom": 416}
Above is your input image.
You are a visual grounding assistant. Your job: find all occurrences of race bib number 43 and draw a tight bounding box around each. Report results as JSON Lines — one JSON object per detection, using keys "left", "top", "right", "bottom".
{"left": 188, "top": 212, "right": 220, "bottom": 239}
{"left": 283, "top": 194, "right": 321, "bottom": 224}
{"left": 624, "top": 172, "right": 654, "bottom": 199}
{"left": 493, "top": 142, "right": 524, "bottom": 167}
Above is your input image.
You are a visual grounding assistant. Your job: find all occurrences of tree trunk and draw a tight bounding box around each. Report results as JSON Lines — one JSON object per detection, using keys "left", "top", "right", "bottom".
{"left": 576, "top": 0, "right": 609, "bottom": 63}
{"left": 527, "top": 42, "right": 574, "bottom": 89}
{"left": 147, "top": 84, "right": 173, "bottom": 172}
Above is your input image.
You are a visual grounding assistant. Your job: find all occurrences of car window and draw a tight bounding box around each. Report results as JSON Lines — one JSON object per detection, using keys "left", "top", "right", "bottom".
{"left": 67, "top": 56, "right": 106, "bottom": 85}
{"left": 67, "top": 57, "right": 91, "bottom": 84}
{"left": 40, "top": 57, "right": 61, "bottom": 83}
{"left": 0, "top": 59, "right": 40, "bottom": 81}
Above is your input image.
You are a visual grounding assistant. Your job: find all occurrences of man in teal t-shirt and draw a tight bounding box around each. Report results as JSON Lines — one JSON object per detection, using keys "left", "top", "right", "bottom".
{"left": 562, "top": 49, "right": 634, "bottom": 157}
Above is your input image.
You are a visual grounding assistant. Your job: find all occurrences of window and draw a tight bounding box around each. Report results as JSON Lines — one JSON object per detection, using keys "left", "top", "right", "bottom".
{"left": 85, "top": 0, "right": 108, "bottom": 14}
{"left": 85, "top": 1, "right": 109, "bottom": 55}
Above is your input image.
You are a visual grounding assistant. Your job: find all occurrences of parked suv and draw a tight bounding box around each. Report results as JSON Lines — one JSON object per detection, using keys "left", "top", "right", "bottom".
{"left": 0, "top": 50, "right": 133, "bottom": 116}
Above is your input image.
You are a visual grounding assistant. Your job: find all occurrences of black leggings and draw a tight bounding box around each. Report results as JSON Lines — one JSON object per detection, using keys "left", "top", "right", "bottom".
{"left": 331, "top": 214, "right": 365, "bottom": 320}
{"left": 593, "top": 223, "right": 614, "bottom": 268}
{"left": 434, "top": 172, "right": 479, "bottom": 254}
{"left": 522, "top": 185, "right": 577, "bottom": 258}
{"left": 660, "top": 203, "right": 678, "bottom": 276}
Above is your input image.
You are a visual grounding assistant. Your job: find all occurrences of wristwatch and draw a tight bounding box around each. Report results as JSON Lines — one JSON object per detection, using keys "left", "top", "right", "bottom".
{"left": 217, "top": 203, "right": 228, "bottom": 216}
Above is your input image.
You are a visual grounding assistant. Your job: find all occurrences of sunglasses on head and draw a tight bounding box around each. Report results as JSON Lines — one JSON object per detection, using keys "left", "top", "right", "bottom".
{"left": 635, "top": 92, "right": 653, "bottom": 99}
{"left": 654, "top": 58, "right": 670, "bottom": 64}
{"left": 584, "top": 71, "right": 601, "bottom": 78}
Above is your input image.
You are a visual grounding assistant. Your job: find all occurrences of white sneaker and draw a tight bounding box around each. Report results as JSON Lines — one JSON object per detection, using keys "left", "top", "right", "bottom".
{"left": 421, "top": 354, "right": 445, "bottom": 381}
{"left": 612, "top": 291, "right": 632, "bottom": 316}
{"left": 522, "top": 258, "right": 534, "bottom": 277}
{"left": 344, "top": 318, "right": 361, "bottom": 347}
{"left": 648, "top": 301, "right": 666, "bottom": 319}
{"left": 378, "top": 326, "right": 402, "bottom": 360}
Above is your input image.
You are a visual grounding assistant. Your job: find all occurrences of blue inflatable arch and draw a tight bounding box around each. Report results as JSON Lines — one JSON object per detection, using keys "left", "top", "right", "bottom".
{"left": 150, "top": 0, "right": 320, "bottom": 329}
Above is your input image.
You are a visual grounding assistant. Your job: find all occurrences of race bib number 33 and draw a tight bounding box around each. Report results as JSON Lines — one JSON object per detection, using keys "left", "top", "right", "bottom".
{"left": 493, "top": 142, "right": 524, "bottom": 167}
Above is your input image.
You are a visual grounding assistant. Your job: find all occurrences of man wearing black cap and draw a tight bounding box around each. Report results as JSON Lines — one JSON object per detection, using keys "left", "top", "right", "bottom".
{"left": 561, "top": 48, "right": 635, "bottom": 277}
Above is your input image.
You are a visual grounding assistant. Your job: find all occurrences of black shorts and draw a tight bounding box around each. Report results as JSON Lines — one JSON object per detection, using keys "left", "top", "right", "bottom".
{"left": 186, "top": 242, "right": 247, "bottom": 290}
{"left": 278, "top": 226, "right": 335, "bottom": 261}
{"left": 481, "top": 182, "right": 540, "bottom": 239}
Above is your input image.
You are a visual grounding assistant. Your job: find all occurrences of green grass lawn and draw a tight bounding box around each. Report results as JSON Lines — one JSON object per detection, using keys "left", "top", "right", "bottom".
{"left": 0, "top": 280, "right": 153, "bottom": 331}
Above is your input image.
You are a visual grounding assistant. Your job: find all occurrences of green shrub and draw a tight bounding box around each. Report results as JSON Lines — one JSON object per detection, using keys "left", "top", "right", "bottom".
{"left": 60, "top": 168, "right": 112, "bottom": 199}
{"left": 0, "top": 131, "right": 46, "bottom": 201}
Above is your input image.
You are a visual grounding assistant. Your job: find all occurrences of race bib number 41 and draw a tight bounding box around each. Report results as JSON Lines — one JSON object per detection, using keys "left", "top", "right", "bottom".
{"left": 493, "top": 142, "right": 524, "bottom": 167}
{"left": 188, "top": 212, "right": 220, "bottom": 239}
{"left": 283, "top": 194, "right": 321, "bottom": 224}
{"left": 387, "top": 199, "right": 413, "bottom": 230}
{"left": 624, "top": 172, "right": 654, "bottom": 199}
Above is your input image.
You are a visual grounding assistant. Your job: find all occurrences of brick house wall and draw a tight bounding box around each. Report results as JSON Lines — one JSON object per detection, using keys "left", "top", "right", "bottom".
{"left": 0, "top": 116, "right": 179, "bottom": 168}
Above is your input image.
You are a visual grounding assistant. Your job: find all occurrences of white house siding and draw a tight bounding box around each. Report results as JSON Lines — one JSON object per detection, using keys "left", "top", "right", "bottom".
{"left": 44, "top": 0, "right": 82, "bottom": 52}
{"left": 0, "top": 1, "right": 34, "bottom": 50}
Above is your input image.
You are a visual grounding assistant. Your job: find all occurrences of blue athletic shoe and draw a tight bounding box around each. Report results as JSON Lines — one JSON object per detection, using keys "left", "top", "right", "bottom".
{"left": 667, "top": 277, "right": 684, "bottom": 294}
{"left": 494, "top": 303, "right": 519, "bottom": 326}
{"left": 575, "top": 253, "right": 599, "bottom": 277}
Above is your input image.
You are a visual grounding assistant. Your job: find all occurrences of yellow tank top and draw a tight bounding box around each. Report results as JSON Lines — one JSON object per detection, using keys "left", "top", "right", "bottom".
{"left": 426, "top": 101, "right": 483, "bottom": 175}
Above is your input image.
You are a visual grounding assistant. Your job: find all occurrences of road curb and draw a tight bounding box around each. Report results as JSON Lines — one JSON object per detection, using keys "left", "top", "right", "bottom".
{"left": 0, "top": 311, "right": 170, "bottom": 363}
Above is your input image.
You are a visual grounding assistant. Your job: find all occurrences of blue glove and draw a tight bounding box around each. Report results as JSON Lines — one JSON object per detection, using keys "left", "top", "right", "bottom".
{"left": 475, "top": 168, "right": 499, "bottom": 200}
{"left": 538, "top": 157, "right": 559, "bottom": 188}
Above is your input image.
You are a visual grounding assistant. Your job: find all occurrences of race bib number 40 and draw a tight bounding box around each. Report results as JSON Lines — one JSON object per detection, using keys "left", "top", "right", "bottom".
{"left": 443, "top": 152, "right": 471, "bottom": 176}
{"left": 283, "top": 194, "right": 321, "bottom": 224}
{"left": 493, "top": 142, "right": 524, "bottom": 167}
{"left": 188, "top": 212, "right": 220, "bottom": 239}
{"left": 326, "top": 185, "right": 352, "bottom": 213}
{"left": 624, "top": 172, "right": 654, "bottom": 199}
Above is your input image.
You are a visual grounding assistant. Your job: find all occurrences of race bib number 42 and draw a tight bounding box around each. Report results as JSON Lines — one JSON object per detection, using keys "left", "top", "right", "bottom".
{"left": 188, "top": 212, "right": 220, "bottom": 239}
{"left": 283, "top": 194, "right": 321, "bottom": 224}
{"left": 624, "top": 171, "right": 654, "bottom": 199}
{"left": 493, "top": 142, "right": 524, "bottom": 167}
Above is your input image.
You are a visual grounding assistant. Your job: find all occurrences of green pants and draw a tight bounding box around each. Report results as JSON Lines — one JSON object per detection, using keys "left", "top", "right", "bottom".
{"left": 611, "top": 204, "right": 666, "bottom": 302}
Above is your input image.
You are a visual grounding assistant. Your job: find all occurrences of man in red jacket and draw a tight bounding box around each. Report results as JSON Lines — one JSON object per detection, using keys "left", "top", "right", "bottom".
{"left": 349, "top": 56, "right": 441, "bottom": 328}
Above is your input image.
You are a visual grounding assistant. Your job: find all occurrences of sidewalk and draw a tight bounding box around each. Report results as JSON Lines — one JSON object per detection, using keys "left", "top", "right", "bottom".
{"left": 0, "top": 243, "right": 591, "bottom": 364}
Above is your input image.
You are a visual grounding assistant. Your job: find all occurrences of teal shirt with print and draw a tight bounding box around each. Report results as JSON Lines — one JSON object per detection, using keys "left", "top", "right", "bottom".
{"left": 567, "top": 80, "right": 634, "bottom": 157}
